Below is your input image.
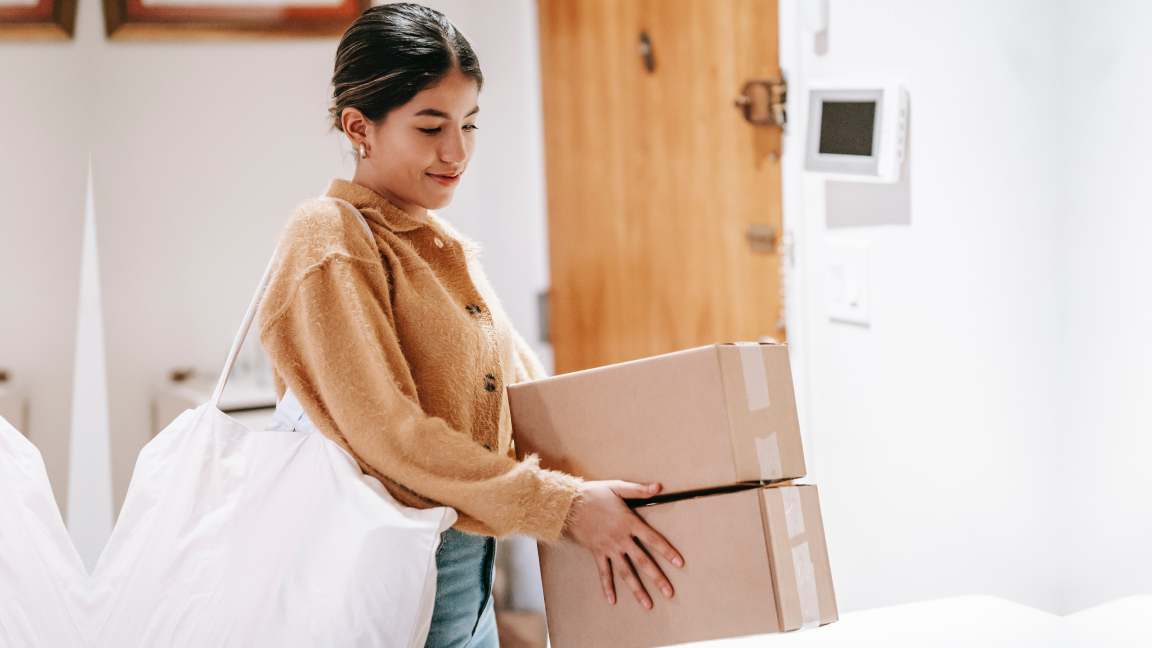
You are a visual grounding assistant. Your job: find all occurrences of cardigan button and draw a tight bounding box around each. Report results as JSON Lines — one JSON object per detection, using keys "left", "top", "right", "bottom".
{"left": 466, "top": 304, "right": 483, "bottom": 316}
{"left": 484, "top": 374, "right": 497, "bottom": 392}
{"left": 434, "top": 236, "right": 444, "bottom": 248}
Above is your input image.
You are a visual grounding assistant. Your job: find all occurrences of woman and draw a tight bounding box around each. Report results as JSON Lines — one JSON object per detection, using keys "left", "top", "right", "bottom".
{"left": 258, "top": 4, "right": 683, "bottom": 646}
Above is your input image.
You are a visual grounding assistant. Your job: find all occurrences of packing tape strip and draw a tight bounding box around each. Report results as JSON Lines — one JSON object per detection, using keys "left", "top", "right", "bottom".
{"left": 791, "top": 541, "right": 822, "bottom": 630}
{"left": 781, "top": 486, "right": 805, "bottom": 538}
{"left": 781, "top": 487, "right": 821, "bottom": 629}
{"left": 755, "top": 434, "right": 783, "bottom": 481}
{"left": 734, "top": 342, "right": 771, "bottom": 411}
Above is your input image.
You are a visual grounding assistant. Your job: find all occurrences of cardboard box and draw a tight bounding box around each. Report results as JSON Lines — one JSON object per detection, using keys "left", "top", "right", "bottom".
{"left": 539, "top": 485, "right": 837, "bottom": 648}
{"left": 509, "top": 343, "right": 805, "bottom": 495}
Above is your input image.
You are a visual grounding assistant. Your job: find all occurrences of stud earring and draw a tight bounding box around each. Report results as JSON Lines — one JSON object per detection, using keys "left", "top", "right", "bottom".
{"left": 359, "top": 145, "right": 367, "bottom": 159}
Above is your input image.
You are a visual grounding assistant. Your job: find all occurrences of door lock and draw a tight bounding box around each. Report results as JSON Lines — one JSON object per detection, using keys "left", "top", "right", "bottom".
{"left": 734, "top": 77, "right": 787, "bottom": 127}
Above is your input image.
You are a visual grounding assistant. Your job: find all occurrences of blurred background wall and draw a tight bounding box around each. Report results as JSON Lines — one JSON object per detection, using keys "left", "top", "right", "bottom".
{"left": 1060, "top": 0, "right": 1152, "bottom": 614}
{"left": 0, "top": 38, "right": 88, "bottom": 521}
{"left": 781, "top": 0, "right": 1064, "bottom": 614}
{"left": 780, "top": 0, "right": 1152, "bottom": 617}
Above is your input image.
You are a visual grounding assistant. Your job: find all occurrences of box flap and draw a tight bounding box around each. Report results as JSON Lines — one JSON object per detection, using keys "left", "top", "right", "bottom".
{"left": 718, "top": 343, "right": 807, "bottom": 483}
{"left": 760, "top": 484, "right": 838, "bottom": 631}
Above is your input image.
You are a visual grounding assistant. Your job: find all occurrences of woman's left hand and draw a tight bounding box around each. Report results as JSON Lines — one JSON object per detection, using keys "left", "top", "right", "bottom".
{"left": 563, "top": 480, "right": 684, "bottom": 610}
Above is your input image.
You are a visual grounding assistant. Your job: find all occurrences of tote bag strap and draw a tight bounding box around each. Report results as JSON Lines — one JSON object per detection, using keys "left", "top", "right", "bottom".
{"left": 211, "top": 197, "right": 372, "bottom": 407}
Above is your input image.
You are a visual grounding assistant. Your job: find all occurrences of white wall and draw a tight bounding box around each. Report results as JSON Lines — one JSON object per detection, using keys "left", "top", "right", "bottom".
{"left": 1060, "top": 0, "right": 1152, "bottom": 614}
{"left": 782, "top": 0, "right": 1152, "bottom": 616}
{"left": 83, "top": 0, "right": 354, "bottom": 516}
{"left": 0, "top": 37, "right": 89, "bottom": 515}
{"left": 782, "top": 0, "right": 1065, "bottom": 614}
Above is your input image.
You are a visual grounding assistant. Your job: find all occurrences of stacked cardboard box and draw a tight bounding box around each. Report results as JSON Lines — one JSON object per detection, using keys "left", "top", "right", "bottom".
{"left": 509, "top": 342, "right": 837, "bottom": 648}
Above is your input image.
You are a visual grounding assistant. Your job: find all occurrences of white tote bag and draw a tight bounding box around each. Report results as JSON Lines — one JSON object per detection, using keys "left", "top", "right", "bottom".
{"left": 0, "top": 415, "right": 92, "bottom": 647}
{"left": 89, "top": 198, "right": 456, "bottom": 648}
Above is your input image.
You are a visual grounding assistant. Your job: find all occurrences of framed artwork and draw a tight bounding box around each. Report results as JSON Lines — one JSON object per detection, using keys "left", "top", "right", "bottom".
{"left": 102, "top": 0, "right": 368, "bottom": 39}
{"left": 0, "top": 0, "right": 77, "bottom": 40}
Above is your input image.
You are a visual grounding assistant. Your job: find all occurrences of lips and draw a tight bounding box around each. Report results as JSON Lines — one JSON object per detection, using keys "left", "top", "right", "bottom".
{"left": 427, "top": 172, "right": 462, "bottom": 187}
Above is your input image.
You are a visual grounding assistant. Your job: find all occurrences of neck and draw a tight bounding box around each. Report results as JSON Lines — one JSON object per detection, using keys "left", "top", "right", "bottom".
{"left": 351, "top": 169, "right": 430, "bottom": 222}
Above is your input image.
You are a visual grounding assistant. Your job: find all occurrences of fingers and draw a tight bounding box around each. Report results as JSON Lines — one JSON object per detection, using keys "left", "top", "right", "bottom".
{"left": 598, "top": 556, "right": 616, "bottom": 605}
{"left": 610, "top": 481, "right": 662, "bottom": 499}
{"left": 616, "top": 554, "right": 653, "bottom": 609}
{"left": 634, "top": 521, "right": 684, "bottom": 568}
{"left": 626, "top": 540, "right": 674, "bottom": 600}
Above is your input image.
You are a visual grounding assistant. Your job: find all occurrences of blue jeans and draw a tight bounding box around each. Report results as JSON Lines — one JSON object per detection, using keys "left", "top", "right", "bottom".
{"left": 424, "top": 528, "right": 499, "bottom": 648}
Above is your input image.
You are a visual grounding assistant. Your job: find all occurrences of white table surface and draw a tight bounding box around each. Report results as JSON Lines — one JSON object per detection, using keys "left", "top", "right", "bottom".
{"left": 593, "top": 594, "right": 1152, "bottom": 648}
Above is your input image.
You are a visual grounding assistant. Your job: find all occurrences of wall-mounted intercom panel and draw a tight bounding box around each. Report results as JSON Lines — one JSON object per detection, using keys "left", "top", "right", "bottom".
{"left": 805, "top": 81, "right": 908, "bottom": 183}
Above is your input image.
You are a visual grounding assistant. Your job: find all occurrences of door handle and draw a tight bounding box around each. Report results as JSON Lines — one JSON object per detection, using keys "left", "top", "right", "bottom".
{"left": 638, "top": 31, "right": 655, "bottom": 73}
{"left": 745, "top": 223, "right": 777, "bottom": 254}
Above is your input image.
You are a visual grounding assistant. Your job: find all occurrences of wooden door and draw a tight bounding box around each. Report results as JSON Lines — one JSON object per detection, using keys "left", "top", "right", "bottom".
{"left": 538, "top": 0, "right": 785, "bottom": 374}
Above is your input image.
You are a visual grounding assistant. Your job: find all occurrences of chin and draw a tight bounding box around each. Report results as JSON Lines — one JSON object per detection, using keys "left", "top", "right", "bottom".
{"left": 423, "top": 191, "right": 457, "bottom": 211}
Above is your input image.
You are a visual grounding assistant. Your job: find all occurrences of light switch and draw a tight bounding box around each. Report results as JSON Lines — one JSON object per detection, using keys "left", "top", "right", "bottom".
{"left": 826, "top": 238, "right": 870, "bottom": 326}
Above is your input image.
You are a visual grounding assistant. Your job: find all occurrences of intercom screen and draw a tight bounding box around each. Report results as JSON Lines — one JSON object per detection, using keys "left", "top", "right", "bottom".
{"left": 819, "top": 101, "right": 876, "bottom": 156}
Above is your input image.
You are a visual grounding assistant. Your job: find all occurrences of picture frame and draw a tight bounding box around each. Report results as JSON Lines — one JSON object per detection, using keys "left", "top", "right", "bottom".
{"left": 0, "top": 0, "right": 77, "bottom": 40}
{"left": 101, "top": 0, "right": 368, "bottom": 40}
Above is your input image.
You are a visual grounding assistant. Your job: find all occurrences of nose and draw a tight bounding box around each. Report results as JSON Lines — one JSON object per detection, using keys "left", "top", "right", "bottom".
{"left": 439, "top": 127, "right": 467, "bottom": 165}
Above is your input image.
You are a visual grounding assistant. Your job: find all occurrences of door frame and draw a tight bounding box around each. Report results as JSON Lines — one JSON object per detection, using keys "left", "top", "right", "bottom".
{"left": 777, "top": 0, "right": 821, "bottom": 482}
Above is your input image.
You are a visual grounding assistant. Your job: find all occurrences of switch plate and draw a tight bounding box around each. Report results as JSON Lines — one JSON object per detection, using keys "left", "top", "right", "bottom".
{"left": 826, "top": 238, "right": 870, "bottom": 326}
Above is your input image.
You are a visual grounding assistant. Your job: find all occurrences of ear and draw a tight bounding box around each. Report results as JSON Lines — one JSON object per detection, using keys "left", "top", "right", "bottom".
{"left": 341, "top": 107, "right": 370, "bottom": 149}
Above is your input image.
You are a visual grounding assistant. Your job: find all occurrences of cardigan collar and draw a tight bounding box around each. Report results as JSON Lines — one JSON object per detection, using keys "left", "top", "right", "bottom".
{"left": 324, "top": 179, "right": 429, "bottom": 233}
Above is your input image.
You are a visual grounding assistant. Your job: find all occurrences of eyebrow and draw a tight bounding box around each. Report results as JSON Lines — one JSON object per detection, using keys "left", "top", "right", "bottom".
{"left": 415, "top": 106, "right": 480, "bottom": 119}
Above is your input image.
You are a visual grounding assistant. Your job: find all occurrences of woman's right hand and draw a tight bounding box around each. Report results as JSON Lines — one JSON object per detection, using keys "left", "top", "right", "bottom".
{"left": 563, "top": 480, "right": 684, "bottom": 610}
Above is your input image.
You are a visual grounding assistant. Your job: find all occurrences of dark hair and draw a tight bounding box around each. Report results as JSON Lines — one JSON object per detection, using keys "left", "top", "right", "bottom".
{"left": 330, "top": 3, "right": 483, "bottom": 132}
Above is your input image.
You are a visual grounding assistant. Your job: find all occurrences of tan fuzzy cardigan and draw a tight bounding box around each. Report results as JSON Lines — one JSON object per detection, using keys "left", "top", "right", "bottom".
{"left": 258, "top": 179, "right": 581, "bottom": 540}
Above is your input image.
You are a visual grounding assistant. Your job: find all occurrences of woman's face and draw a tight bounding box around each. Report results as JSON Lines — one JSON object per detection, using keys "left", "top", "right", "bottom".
{"left": 352, "top": 68, "right": 480, "bottom": 212}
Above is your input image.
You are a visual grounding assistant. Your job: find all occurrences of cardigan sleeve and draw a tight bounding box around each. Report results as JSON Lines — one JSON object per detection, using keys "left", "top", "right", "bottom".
{"left": 259, "top": 253, "right": 580, "bottom": 541}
